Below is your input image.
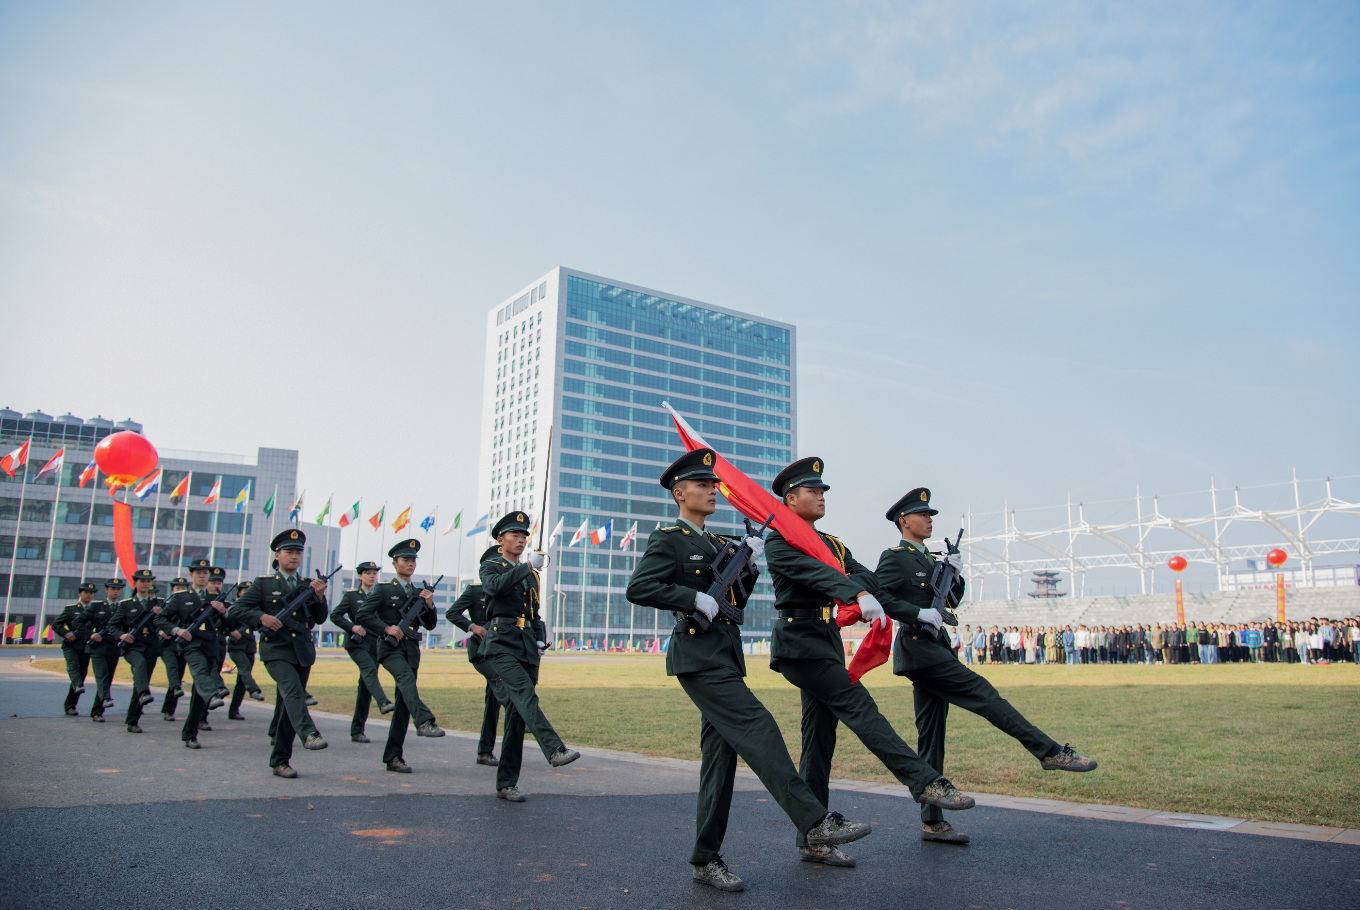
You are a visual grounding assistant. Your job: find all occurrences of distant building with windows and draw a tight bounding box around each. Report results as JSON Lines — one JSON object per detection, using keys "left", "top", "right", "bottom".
{"left": 1, "top": 407, "right": 319, "bottom": 641}
{"left": 473, "top": 269, "right": 797, "bottom": 645}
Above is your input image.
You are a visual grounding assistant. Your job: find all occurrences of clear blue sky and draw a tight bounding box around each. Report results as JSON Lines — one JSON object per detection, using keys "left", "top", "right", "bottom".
{"left": 1, "top": 2, "right": 1356, "bottom": 589}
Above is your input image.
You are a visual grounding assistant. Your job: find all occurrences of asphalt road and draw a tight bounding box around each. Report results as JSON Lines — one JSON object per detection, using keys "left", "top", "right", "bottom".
{"left": 1, "top": 657, "right": 1356, "bottom": 909}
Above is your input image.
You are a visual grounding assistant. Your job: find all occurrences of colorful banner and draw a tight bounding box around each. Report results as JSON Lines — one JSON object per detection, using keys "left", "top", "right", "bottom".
{"left": 1276, "top": 572, "right": 1287, "bottom": 622}
{"left": 1175, "top": 578, "right": 1185, "bottom": 624}
{"left": 112, "top": 500, "right": 138, "bottom": 585}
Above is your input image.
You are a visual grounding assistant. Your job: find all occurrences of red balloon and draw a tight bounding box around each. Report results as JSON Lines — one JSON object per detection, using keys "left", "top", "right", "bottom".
{"left": 1266, "top": 548, "right": 1288, "bottom": 567}
{"left": 1167, "top": 555, "right": 1187, "bottom": 573}
{"left": 94, "top": 431, "right": 159, "bottom": 489}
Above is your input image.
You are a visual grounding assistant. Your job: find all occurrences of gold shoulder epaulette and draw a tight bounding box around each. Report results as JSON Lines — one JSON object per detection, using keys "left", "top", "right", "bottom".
{"left": 657, "top": 525, "right": 680, "bottom": 532}
{"left": 890, "top": 545, "right": 904, "bottom": 551}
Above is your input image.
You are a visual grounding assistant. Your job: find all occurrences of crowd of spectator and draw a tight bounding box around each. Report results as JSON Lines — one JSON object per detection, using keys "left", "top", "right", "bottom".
{"left": 954, "top": 618, "right": 1360, "bottom": 666}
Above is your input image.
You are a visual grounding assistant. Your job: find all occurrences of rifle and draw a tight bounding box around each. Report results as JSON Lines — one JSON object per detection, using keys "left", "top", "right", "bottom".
{"left": 690, "top": 513, "right": 774, "bottom": 633}
{"left": 921, "top": 529, "right": 965, "bottom": 641}
{"left": 384, "top": 575, "right": 444, "bottom": 647}
{"left": 117, "top": 599, "right": 166, "bottom": 654}
{"left": 183, "top": 588, "right": 239, "bottom": 641}
{"left": 259, "top": 565, "right": 343, "bottom": 642}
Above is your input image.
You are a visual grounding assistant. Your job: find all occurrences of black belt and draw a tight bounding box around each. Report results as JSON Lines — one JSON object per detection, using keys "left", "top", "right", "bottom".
{"left": 777, "top": 608, "right": 833, "bottom": 620}
{"left": 490, "top": 616, "right": 529, "bottom": 629}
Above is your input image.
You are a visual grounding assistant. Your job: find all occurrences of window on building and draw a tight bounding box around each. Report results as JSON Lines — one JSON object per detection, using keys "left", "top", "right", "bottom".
{"left": 0, "top": 536, "right": 46, "bottom": 560}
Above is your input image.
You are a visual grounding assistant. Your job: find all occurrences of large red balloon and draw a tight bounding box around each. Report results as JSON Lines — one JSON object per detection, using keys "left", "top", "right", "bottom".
{"left": 1266, "top": 548, "right": 1288, "bottom": 567}
{"left": 1168, "top": 555, "right": 1187, "bottom": 573}
{"left": 94, "top": 431, "right": 159, "bottom": 489}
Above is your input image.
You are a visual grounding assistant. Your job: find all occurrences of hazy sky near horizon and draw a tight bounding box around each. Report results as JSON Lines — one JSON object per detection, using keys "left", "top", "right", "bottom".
{"left": 2, "top": 2, "right": 1356, "bottom": 588}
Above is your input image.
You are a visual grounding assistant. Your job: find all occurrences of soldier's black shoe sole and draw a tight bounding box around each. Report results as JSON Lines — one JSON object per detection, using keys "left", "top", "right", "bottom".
{"left": 476, "top": 754, "right": 499, "bottom": 766}
{"left": 378, "top": 702, "right": 396, "bottom": 714}
{"left": 272, "top": 765, "right": 297, "bottom": 778}
{"left": 184, "top": 740, "right": 201, "bottom": 749}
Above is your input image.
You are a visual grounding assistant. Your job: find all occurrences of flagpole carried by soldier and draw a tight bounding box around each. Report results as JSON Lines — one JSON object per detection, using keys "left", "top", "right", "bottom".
{"left": 79, "top": 578, "right": 125, "bottom": 722}
{"left": 158, "top": 559, "right": 230, "bottom": 748}
{"left": 226, "top": 529, "right": 330, "bottom": 777}
{"left": 626, "top": 448, "right": 875, "bottom": 892}
{"left": 159, "top": 575, "right": 191, "bottom": 722}
{"left": 445, "top": 545, "right": 505, "bottom": 767}
{"left": 226, "top": 581, "right": 265, "bottom": 719}
{"left": 478, "top": 511, "right": 580, "bottom": 802}
{"left": 875, "top": 487, "right": 1097, "bottom": 845}
{"left": 763, "top": 457, "right": 976, "bottom": 855}
{"left": 52, "top": 581, "right": 97, "bottom": 715}
{"left": 356, "top": 540, "right": 445, "bottom": 773}
{"left": 112, "top": 568, "right": 166, "bottom": 734}
{"left": 329, "top": 560, "right": 395, "bottom": 743}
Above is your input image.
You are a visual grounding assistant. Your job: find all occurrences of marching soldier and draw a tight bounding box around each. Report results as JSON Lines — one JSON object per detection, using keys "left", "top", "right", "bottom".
{"left": 79, "top": 578, "right": 125, "bottom": 721}
{"left": 627, "top": 449, "right": 873, "bottom": 891}
{"left": 112, "top": 568, "right": 165, "bottom": 733}
{"left": 201, "top": 567, "right": 235, "bottom": 731}
{"left": 876, "top": 488, "right": 1097, "bottom": 845}
{"left": 159, "top": 575, "right": 191, "bottom": 721}
{"left": 357, "top": 540, "right": 444, "bottom": 773}
{"left": 330, "top": 560, "right": 395, "bottom": 743}
{"left": 226, "top": 581, "right": 264, "bottom": 719}
{"left": 445, "top": 545, "right": 505, "bottom": 766}
{"left": 227, "top": 528, "right": 330, "bottom": 777}
{"left": 53, "top": 581, "right": 97, "bottom": 715}
{"left": 764, "top": 458, "right": 975, "bottom": 855}
{"left": 478, "top": 512, "right": 580, "bottom": 801}
{"left": 158, "top": 559, "right": 228, "bottom": 748}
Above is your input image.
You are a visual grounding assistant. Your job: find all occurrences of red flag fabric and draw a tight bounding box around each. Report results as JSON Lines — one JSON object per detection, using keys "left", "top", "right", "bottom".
{"left": 79, "top": 461, "right": 98, "bottom": 488}
{"left": 1, "top": 438, "right": 30, "bottom": 477}
{"left": 168, "top": 473, "right": 190, "bottom": 504}
{"left": 112, "top": 500, "right": 139, "bottom": 585}
{"left": 662, "top": 403, "right": 892, "bottom": 681}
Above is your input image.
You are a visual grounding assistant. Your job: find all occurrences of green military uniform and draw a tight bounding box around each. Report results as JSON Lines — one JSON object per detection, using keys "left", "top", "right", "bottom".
{"left": 226, "top": 582, "right": 263, "bottom": 717}
{"left": 158, "top": 568, "right": 231, "bottom": 744}
{"left": 53, "top": 584, "right": 96, "bottom": 714}
{"left": 765, "top": 458, "right": 948, "bottom": 847}
{"left": 330, "top": 561, "right": 393, "bottom": 739}
{"left": 159, "top": 576, "right": 191, "bottom": 719}
{"left": 78, "top": 581, "right": 125, "bottom": 720}
{"left": 446, "top": 548, "right": 505, "bottom": 761}
{"left": 876, "top": 488, "right": 1062, "bottom": 832}
{"left": 357, "top": 540, "right": 443, "bottom": 769}
{"left": 226, "top": 528, "right": 330, "bottom": 771}
{"left": 626, "top": 448, "right": 836, "bottom": 868}
{"left": 111, "top": 570, "right": 165, "bottom": 730}
{"left": 479, "top": 512, "right": 576, "bottom": 794}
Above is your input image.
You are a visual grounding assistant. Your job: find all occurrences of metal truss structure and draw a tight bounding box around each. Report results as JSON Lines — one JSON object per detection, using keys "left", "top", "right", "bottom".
{"left": 959, "top": 474, "right": 1360, "bottom": 599}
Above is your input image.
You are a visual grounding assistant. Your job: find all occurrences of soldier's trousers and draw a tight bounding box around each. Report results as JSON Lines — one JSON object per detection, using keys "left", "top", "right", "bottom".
{"left": 778, "top": 657, "right": 940, "bottom": 846}
{"left": 62, "top": 648, "right": 89, "bottom": 711}
{"left": 677, "top": 666, "right": 831, "bottom": 865}
{"left": 378, "top": 649, "right": 434, "bottom": 763}
{"left": 161, "top": 647, "right": 183, "bottom": 716}
{"left": 263, "top": 660, "right": 317, "bottom": 767}
{"left": 228, "top": 648, "right": 259, "bottom": 715}
{"left": 124, "top": 648, "right": 159, "bottom": 726}
{"left": 348, "top": 644, "right": 390, "bottom": 736}
{"left": 89, "top": 652, "right": 119, "bottom": 716}
{"left": 902, "top": 658, "right": 1057, "bottom": 824}
{"left": 486, "top": 654, "right": 564, "bottom": 790}
{"left": 182, "top": 648, "right": 222, "bottom": 742}
{"left": 470, "top": 656, "right": 504, "bottom": 755}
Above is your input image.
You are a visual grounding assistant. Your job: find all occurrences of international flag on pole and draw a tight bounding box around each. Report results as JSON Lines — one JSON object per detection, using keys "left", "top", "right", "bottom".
{"left": 168, "top": 473, "right": 190, "bottom": 504}
{"left": 620, "top": 521, "right": 637, "bottom": 550}
{"left": 589, "top": 520, "right": 612, "bottom": 546}
{"left": 289, "top": 492, "right": 304, "bottom": 522}
{"left": 262, "top": 490, "right": 276, "bottom": 518}
{"left": 236, "top": 481, "right": 251, "bottom": 514}
{"left": 133, "top": 467, "right": 160, "bottom": 500}
{"left": 465, "top": 513, "right": 488, "bottom": 537}
{"left": 338, "top": 500, "right": 360, "bottom": 528}
{"left": 443, "top": 511, "right": 462, "bottom": 535}
{"left": 392, "top": 506, "right": 412, "bottom": 533}
{"left": 35, "top": 448, "right": 66, "bottom": 485}
{"left": 420, "top": 508, "right": 437, "bottom": 533}
{"left": 368, "top": 505, "right": 385, "bottom": 530}
{"left": 315, "top": 494, "right": 331, "bottom": 525}
{"left": 568, "top": 520, "right": 588, "bottom": 547}
{"left": 547, "top": 517, "right": 564, "bottom": 546}
{"left": 78, "top": 460, "right": 98, "bottom": 488}
{"left": 203, "top": 476, "right": 223, "bottom": 505}
{"left": 1, "top": 438, "right": 30, "bottom": 477}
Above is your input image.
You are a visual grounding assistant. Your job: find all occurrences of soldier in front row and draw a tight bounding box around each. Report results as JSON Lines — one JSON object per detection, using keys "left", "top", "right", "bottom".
{"left": 159, "top": 576, "right": 191, "bottom": 722}
{"left": 330, "top": 560, "right": 394, "bottom": 743}
{"left": 53, "top": 581, "right": 96, "bottom": 715}
{"left": 79, "top": 579, "right": 125, "bottom": 721}
{"left": 876, "top": 487, "right": 1097, "bottom": 845}
{"left": 227, "top": 529, "right": 330, "bottom": 778}
{"left": 445, "top": 545, "right": 505, "bottom": 767}
{"left": 357, "top": 540, "right": 445, "bottom": 773}
{"left": 479, "top": 512, "right": 580, "bottom": 802}
{"left": 626, "top": 448, "right": 873, "bottom": 892}
{"left": 226, "top": 581, "right": 264, "bottom": 719}
{"left": 158, "top": 560, "right": 229, "bottom": 748}
{"left": 112, "top": 568, "right": 165, "bottom": 733}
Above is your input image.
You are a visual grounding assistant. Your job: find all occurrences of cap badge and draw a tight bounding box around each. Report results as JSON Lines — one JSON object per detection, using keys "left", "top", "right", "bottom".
{"left": 920, "top": 491, "right": 928, "bottom": 501}
{"left": 517, "top": 513, "right": 525, "bottom": 522}
{"left": 702, "top": 452, "right": 713, "bottom": 466}
{"left": 409, "top": 540, "right": 417, "bottom": 548}
{"left": 290, "top": 530, "right": 299, "bottom": 539}
{"left": 812, "top": 460, "right": 820, "bottom": 472}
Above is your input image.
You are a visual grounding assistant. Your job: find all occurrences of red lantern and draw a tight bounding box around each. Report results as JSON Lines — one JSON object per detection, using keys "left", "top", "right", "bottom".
{"left": 94, "top": 431, "right": 158, "bottom": 492}
{"left": 1167, "top": 555, "right": 1187, "bottom": 573}
{"left": 1266, "top": 548, "right": 1287, "bottom": 567}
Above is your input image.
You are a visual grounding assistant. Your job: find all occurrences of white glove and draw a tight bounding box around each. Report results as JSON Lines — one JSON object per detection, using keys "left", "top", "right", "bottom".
{"left": 917, "top": 607, "right": 944, "bottom": 630}
{"left": 693, "top": 592, "right": 720, "bottom": 621}
{"left": 744, "top": 535, "right": 765, "bottom": 562}
{"left": 946, "top": 553, "right": 963, "bottom": 572}
{"left": 525, "top": 551, "right": 545, "bottom": 569}
{"left": 857, "top": 594, "right": 885, "bottom": 624}
{"left": 536, "top": 640, "right": 548, "bottom": 657}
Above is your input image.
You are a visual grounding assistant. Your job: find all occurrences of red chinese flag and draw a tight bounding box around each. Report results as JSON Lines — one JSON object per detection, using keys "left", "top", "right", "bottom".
{"left": 663, "top": 403, "right": 892, "bottom": 681}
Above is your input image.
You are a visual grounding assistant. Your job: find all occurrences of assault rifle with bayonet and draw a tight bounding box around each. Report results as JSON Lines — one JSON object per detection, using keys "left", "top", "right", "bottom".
{"left": 920, "top": 528, "right": 964, "bottom": 641}
{"left": 182, "top": 587, "right": 240, "bottom": 641}
{"left": 117, "top": 598, "right": 167, "bottom": 655}
{"left": 690, "top": 513, "right": 774, "bottom": 633}
{"left": 259, "top": 565, "right": 343, "bottom": 642}
{"left": 384, "top": 575, "right": 444, "bottom": 646}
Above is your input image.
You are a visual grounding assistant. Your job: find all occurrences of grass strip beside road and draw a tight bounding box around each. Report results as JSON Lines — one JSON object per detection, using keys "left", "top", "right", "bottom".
{"left": 27, "top": 649, "right": 1359, "bottom": 829}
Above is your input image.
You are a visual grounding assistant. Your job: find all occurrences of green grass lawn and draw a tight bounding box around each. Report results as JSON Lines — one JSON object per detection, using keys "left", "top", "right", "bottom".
{"left": 25, "top": 646, "right": 1359, "bottom": 828}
